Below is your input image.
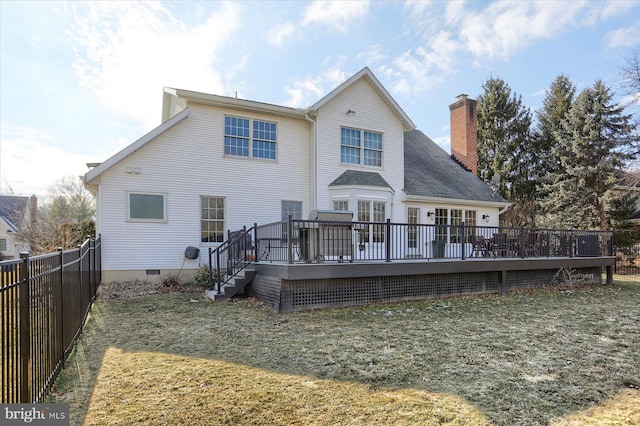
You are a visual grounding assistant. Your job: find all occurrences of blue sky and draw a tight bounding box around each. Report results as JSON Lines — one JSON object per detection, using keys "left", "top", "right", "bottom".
{"left": 1, "top": 0, "right": 639, "bottom": 198}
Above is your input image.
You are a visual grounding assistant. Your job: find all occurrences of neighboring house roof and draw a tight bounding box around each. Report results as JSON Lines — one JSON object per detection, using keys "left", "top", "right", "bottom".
{"left": 329, "top": 170, "right": 392, "bottom": 189}
{"left": 404, "top": 130, "right": 508, "bottom": 206}
{"left": 84, "top": 108, "right": 190, "bottom": 184}
{"left": 0, "top": 195, "right": 29, "bottom": 232}
{"left": 308, "top": 67, "right": 415, "bottom": 132}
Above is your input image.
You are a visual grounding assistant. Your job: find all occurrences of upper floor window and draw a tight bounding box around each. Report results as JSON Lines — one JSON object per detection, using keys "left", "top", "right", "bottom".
{"left": 225, "top": 116, "right": 276, "bottom": 160}
{"left": 341, "top": 127, "right": 382, "bottom": 167}
{"left": 0, "top": 238, "right": 7, "bottom": 252}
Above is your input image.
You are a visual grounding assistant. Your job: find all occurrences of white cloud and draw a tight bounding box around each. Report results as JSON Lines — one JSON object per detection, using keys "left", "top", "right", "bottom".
{"left": 302, "top": 0, "right": 370, "bottom": 32}
{"left": 281, "top": 64, "right": 349, "bottom": 108}
{"left": 356, "top": 44, "right": 386, "bottom": 64}
{"left": 267, "top": 22, "right": 297, "bottom": 46}
{"left": 388, "top": 30, "right": 460, "bottom": 96}
{"left": 0, "top": 124, "right": 103, "bottom": 196}
{"left": 606, "top": 21, "right": 640, "bottom": 48}
{"left": 66, "top": 1, "right": 243, "bottom": 132}
{"left": 458, "top": 1, "right": 587, "bottom": 61}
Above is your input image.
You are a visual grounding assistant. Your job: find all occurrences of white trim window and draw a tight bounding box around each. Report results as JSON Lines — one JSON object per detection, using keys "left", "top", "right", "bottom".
{"left": 201, "top": 196, "right": 225, "bottom": 243}
{"left": 224, "top": 116, "right": 277, "bottom": 160}
{"left": 333, "top": 200, "right": 349, "bottom": 211}
{"left": 358, "top": 200, "right": 386, "bottom": 243}
{"left": 281, "top": 200, "right": 302, "bottom": 220}
{"left": 127, "top": 192, "right": 166, "bottom": 222}
{"left": 0, "top": 238, "right": 7, "bottom": 252}
{"left": 408, "top": 207, "right": 419, "bottom": 249}
{"left": 436, "top": 208, "right": 478, "bottom": 243}
{"left": 341, "top": 127, "right": 383, "bottom": 167}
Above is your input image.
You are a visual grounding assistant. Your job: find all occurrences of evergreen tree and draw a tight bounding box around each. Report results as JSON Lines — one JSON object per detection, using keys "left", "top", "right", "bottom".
{"left": 534, "top": 75, "right": 576, "bottom": 177}
{"left": 476, "top": 78, "right": 533, "bottom": 207}
{"left": 541, "top": 80, "right": 638, "bottom": 230}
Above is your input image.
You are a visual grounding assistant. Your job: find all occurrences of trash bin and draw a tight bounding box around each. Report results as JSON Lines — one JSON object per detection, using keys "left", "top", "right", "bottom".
{"left": 432, "top": 240, "right": 445, "bottom": 258}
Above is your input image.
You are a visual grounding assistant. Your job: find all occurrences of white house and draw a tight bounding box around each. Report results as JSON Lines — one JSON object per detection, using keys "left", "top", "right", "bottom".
{"left": 0, "top": 195, "right": 35, "bottom": 260}
{"left": 83, "top": 67, "right": 508, "bottom": 282}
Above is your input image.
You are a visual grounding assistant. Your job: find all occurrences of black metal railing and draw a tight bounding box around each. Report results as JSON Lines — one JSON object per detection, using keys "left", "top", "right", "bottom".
{"left": 1, "top": 236, "right": 102, "bottom": 403}
{"left": 254, "top": 218, "right": 613, "bottom": 264}
{"left": 208, "top": 226, "right": 256, "bottom": 292}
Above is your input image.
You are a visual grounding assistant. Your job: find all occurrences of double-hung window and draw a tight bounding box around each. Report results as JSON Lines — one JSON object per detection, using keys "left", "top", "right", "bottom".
{"left": 0, "top": 238, "right": 7, "bottom": 252}
{"left": 201, "top": 196, "right": 225, "bottom": 243}
{"left": 225, "top": 116, "right": 276, "bottom": 160}
{"left": 341, "top": 127, "right": 382, "bottom": 167}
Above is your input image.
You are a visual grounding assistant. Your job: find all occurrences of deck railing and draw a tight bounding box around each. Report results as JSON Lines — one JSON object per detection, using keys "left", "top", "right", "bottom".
{"left": 207, "top": 226, "right": 256, "bottom": 292}
{"left": 254, "top": 218, "right": 613, "bottom": 264}
{"left": 1, "top": 236, "right": 102, "bottom": 403}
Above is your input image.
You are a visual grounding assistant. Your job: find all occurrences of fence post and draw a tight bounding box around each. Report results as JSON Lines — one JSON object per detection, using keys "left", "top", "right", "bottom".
{"left": 461, "top": 222, "right": 466, "bottom": 260}
{"left": 90, "top": 238, "right": 95, "bottom": 301}
{"left": 19, "top": 252, "right": 30, "bottom": 402}
{"left": 253, "top": 223, "right": 259, "bottom": 263}
{"left": 58, "top": 248, "right": 65, "bottom": 366}
{"left": 519, "top": 225, "right": 525, "bottom": 258}
{"left": 569, "top": 230, "right": 574, "bottom": 258}
{"left": 288, "top": 214, "right": 293, "bottom": 264}
{"left": 207, "top": 247, "right": 213, "bottom": 290}
{"left": 385, "top": 219, "right": 391, "bottom": 262}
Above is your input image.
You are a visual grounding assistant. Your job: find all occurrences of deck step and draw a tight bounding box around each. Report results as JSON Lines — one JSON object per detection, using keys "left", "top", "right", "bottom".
{"left": 205, "top": 269, "right": 255, "bottom": 301}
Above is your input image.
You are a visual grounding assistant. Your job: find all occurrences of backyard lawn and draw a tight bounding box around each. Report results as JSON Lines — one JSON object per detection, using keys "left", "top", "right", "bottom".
{"left": 48, "top": 276, "right": 639, "bottom": 425}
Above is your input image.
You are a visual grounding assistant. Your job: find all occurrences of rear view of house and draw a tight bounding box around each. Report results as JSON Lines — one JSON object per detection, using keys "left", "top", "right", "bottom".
{"left": 83, "top": 67, "right": 508, "bottom": 282}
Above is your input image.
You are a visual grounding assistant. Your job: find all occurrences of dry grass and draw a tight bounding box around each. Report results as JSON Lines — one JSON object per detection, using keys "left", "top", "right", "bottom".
{"left": 48, "top": 276, "right": 640, "bottom": 425}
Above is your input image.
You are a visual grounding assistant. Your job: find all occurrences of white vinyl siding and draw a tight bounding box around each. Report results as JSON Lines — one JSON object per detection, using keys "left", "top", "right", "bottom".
{"left": 315, "top": 79, "right": 405, "bottom": 221}
{"left": 96, "top": 103, "right": 310, "bottom": 273}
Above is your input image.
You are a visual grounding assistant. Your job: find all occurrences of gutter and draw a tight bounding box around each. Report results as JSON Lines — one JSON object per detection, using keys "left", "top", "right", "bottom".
{"left": 304, "top": 113, "right": 317, "bottom": 210}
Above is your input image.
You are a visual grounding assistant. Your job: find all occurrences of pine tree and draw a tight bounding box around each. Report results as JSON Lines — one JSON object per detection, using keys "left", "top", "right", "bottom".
{"left": 541, "top": 80, "right": 638, "bottom": 230}
{"left": 476, "top": 78, "right": 532, "bottom": 204}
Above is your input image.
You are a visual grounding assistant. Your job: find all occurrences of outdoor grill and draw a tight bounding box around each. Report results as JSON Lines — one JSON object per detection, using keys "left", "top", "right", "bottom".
{"left": 300, "top": 210, "right": 354, "bottom": 262}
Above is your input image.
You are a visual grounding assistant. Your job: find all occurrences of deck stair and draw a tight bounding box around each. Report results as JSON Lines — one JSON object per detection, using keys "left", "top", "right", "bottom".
{"left": 205, "top": 268, "right": 255, "bottom": 301}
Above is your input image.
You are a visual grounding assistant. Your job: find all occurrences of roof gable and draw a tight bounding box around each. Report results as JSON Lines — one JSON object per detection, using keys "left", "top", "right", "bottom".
{"left": 84, "top": 108, "right": 190, "bottom": 184}
{"left": 307, "top": 67, "right": 415, "bottom": 131}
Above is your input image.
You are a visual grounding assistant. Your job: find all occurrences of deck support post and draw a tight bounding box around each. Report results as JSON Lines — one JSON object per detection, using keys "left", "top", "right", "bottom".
{"left": 499, "top": 270, "right": 507, "bottom": 296}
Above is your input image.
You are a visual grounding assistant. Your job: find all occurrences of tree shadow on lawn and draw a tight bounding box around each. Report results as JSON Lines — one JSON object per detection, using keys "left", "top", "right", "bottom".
{"left": 50, "top": 281, "right": 640, "bottom": 425}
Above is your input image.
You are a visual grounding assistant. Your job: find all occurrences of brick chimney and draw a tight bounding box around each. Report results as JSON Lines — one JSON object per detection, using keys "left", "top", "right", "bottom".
{"left": 449, "top": 94, "right": 478, "bottom": 175}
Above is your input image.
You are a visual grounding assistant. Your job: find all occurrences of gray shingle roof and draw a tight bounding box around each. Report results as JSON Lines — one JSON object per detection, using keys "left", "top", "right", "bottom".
{"left": 329, "top": 170, "right": 392, "bottom": 188}
{"left": 404, "top": 130, "right": 506, "bottom": 203}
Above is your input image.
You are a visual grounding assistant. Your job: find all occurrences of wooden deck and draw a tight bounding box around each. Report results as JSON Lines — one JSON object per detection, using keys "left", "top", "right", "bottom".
{"left": 248, "top": 256, "right": 615, "bottom": 313}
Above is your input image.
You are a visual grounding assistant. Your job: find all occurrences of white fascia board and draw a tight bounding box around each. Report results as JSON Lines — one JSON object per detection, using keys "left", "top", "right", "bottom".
{"left": 403, "top": 193, "right": 510, "bottom": 209}
{"left": 164, "top": 87, "right": 306, "bottom": 120}
{"left": 307, "top": 67, "right": 416, "bottom": 131}
{"left": 84, "top": 108, "right": 190, "bottom": 184}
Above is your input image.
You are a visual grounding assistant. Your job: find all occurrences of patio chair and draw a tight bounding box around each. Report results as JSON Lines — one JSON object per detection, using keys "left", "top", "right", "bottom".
{"left": 492, "top": 233, "right": 509, "bottom": 258}
{"left": 524, "top": 233, "right": 539, "bottom": 257}
{"left": 470, "top": 235, "right": 489, "bottom": 257}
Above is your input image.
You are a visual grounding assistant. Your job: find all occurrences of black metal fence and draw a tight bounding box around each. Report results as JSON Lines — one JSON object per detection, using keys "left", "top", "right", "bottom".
{"left": 1, "top": 236, "right": 102, "bottom": 403}
{"left": 255, "top": 218, "right": 613, "bottom": 264}
{"left": 616, "top": 243, "right": 640, "bottom": 274}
